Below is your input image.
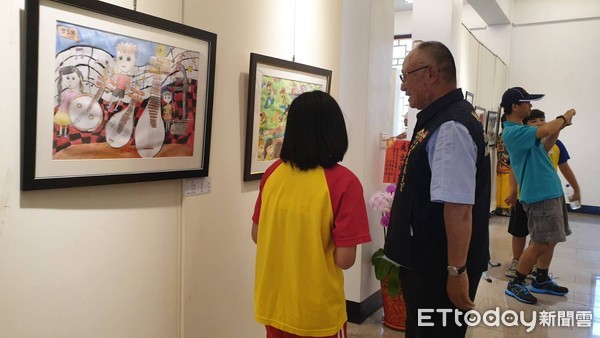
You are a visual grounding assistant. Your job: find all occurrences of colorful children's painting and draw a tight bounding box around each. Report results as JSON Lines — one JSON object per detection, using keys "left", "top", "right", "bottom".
{"left": 53, "top": 21, "right": 200, "bottom": 159}
{"left": 256, "top": 75, "right": 323, "bottom": 161}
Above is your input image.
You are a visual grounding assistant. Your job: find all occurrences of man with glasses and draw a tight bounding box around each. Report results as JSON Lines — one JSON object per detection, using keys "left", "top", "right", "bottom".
{"left": 500, "top": 87, "right": 576, "bottom": 305}
{"left": 384, "top": 41, "right": 491, "bottom": 337}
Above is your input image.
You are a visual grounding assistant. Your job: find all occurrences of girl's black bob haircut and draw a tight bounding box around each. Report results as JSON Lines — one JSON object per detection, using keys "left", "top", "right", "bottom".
{"left": 280, "top": 91, "right": 348, "bottom": 170}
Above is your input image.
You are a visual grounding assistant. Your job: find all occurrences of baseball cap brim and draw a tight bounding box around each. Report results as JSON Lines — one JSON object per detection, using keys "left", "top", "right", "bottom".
{"left": 517, "top": 93, "right": 544, "bottom": 102}
{"left": 501, "top": 87, "right": 545, "bottom": 109}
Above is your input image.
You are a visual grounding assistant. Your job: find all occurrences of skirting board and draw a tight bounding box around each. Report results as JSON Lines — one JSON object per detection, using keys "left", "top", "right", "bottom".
{"left": 346, "top": 289, "right": 382, "bottom": 324}
{"left": 569, "top": 205, "right": 600, "bottom": 215}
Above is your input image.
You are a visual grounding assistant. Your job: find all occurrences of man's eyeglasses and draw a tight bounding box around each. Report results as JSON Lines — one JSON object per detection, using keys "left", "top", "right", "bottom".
{"left": 399, "top": 65, "right": 430, "bottom": 83}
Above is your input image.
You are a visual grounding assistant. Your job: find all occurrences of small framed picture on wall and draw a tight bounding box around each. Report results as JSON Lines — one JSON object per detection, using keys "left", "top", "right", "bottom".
{"left": 475, "top": 106, "right": 486, "bottom": 126}
{"left": 243, "top": 53, "right": 332, "bottom": 181}
{"left": 485, "top": 110, "right": 500, "bottom": 147}
{"left": 465, "top": 91, "right": 474, "bottom": 105}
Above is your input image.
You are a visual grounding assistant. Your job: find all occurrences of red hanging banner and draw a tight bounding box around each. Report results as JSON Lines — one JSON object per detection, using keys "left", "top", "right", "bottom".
{"left": 383, "top": 139, "right": 410, "bottom": 184}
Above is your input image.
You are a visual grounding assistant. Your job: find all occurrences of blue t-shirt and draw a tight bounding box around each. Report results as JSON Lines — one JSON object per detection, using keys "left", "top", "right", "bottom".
{"left": 502, "top": 121, "right": 563, "bottom": 204}
{"left": 555, "top": 139, "right": 570, "bottom": 164}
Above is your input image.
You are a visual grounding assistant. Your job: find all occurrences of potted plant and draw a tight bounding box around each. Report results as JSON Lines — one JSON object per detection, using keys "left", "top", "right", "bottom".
{"left": 369, "top": 184, "right": 406, "bottom": 331}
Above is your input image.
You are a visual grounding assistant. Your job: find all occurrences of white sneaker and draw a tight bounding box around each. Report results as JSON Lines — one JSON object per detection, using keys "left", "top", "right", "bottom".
{"left": 505, "top": 258, "right": 518, "bottom": 278}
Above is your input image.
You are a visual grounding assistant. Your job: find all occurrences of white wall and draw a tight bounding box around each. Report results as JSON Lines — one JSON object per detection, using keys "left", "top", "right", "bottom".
{"left": 1, "top": 0, "right": 381, "bottom": 337}
{"left": 178, "top": 1, "right": 354, "bottom": 337}
{"left": 512, "top": 0, "right": 600, "bottom": 24}
{"left": 408, "top": 0, "right": 600, "bottom": 208}
{"left": 339, "top": 0, "right": 395, "bottom": 301}
{"left": 509, "top": 5, "right": 600, "bottom": 206}
{"left": 5, "top": 0, "right": 597, "bottom": 336}
{"left": 395, "top": 0, "right": 466, "bottom": 140}
{"left": 462, "top": 3, "right": 511, "bottom": 65}
{"left": 0, "top": 1, "right": 184, "bottom": 337}
{"left": 467, "top": 0, "right": 600, "bottom": 207}
{"left": 394, "top": 10, "right": 412, "bottom": 35}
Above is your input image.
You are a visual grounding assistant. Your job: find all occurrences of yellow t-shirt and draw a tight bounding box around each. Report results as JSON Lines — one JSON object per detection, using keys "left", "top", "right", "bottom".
{"left": 252, "top": 160, "right": 371, "bottom": 336}
{"left": 547, "top": 143, "right": 560, "bottom": 169}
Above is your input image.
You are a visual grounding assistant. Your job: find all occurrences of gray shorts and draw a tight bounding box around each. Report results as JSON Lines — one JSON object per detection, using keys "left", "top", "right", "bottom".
{"left": 522, "top": 196, "right": 572, "bottom": 243}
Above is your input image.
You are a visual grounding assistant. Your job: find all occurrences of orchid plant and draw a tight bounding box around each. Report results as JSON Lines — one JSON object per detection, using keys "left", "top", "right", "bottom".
{"left": 369, "top": 184, "right": 401, "bottom": 298}
{"left": 368, "top": 183, "right": 396, "bottom": 229}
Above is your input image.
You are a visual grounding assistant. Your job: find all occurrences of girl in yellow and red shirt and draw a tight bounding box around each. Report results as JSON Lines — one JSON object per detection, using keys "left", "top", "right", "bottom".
{"left": 252, "top": 91, "right": 371, "bottom": 338}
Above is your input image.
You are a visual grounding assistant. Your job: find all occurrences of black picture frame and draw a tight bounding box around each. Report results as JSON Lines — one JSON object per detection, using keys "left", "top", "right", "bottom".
{"left": 243, "top": 53, "right": 332, "bottom": 181}
{"left": 22, "top": 0, "right": 217, "bottom": 190}
{"left": 465, "top": 91, "right": 474, "bottom": 105}
{"left": 485, "top": 110, "right": 500, "bottom": 147}
{"left": 475, "top": 106, "right": 486, "bottom": 126}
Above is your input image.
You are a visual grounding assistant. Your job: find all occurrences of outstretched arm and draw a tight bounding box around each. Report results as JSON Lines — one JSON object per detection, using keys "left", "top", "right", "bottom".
{"left": 543, "top": 130, "right": 560, "bottom": 152}
{"left": 536, "top": 109, "right": 576, "bottom": 139}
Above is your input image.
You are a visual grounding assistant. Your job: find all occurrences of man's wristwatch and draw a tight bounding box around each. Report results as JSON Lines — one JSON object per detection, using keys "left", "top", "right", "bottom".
{"left": 447, "top": 264, "right": 467, "bottom": 276}
{"left": 556, "top": 115, "right": 567, "bottom": 125}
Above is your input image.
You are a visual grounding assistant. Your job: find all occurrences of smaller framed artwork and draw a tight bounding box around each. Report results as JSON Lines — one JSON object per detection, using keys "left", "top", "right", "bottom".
{"left": 465, "top": 91, "right": 474, "bottom": 105}
{"left": 493, "top": 110, "right": 501, "bottom": 147}
{"left": 243, "top": 53, "right": 332, "bottom": 181}
{"left": 474, "top": 106, "right": 486, "bottom": 126}
{"left": 485, "top": 110, "right": 500, "bottom": 147}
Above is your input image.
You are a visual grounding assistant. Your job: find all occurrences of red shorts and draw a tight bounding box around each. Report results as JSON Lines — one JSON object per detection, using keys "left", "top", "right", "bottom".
{"left": 265, "top": 322, "right": 348, "bottom": 338}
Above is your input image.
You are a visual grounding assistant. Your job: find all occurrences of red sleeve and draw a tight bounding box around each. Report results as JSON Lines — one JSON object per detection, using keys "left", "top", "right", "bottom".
{"left": 252, "top": 160, "right": 283, "bottom": 224}
{"left": 324, "top": 165, "right": 372, "bottom": 247}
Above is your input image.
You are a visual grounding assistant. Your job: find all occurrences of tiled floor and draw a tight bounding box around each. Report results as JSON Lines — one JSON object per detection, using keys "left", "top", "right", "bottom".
{"left": 348, "top": 212, "right": 600, "bottom": 337}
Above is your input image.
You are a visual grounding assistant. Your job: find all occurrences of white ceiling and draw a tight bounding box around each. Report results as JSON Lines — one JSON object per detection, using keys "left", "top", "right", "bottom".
{"left": 394, "top": 0, "right": 508, "bottom": 26}
{"left": 394, "top": 0, "right": 473, "bottom": 12}
{"left": 394, "top": 0, "right": 413, "bottom": 12}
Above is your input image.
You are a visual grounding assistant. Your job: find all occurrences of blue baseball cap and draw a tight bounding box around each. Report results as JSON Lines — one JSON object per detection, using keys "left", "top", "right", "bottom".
{"left": 500, "top": 87, "right": 544, "bottom": 110}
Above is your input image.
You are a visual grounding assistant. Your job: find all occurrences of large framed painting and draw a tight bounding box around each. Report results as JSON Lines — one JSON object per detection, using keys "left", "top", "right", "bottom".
{"left": 22, "top": 0, "right": 217, "bottom": 190}
{"left": 243, "top": 53, "right": 332, "bottom": 181}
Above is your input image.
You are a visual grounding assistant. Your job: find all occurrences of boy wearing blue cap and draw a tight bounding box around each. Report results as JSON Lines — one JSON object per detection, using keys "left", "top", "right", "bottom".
{"left": 500, "top": 87, "right": 576, "bottom": 304}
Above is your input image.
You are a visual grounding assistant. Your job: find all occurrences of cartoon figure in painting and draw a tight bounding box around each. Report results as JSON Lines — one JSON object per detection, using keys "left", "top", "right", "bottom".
{"left": 290, "top": 82, "right": 299, "bottom": 97}
{"left": 257, "top": 138, "right": 266, "bottom": 161}
{"left": 259, "top": 111, "right": 267, "bottom": 127}
{"left": 263, "top": 138, "right": 276, "bottom": 161}
{"left": 262, "top": 138, "right": 282, "bottom": 160}
{"left": 106, "top": 42, "right": 138, "bottom": 113}
{"left": 162, "top": 90, "right": 174, "bottom": 133}
{"left": 281, "top": 108, "right": 288, "bottom": 121}
{"left": 258, "top": 111, "right": 267, "bottom": 138}
{"left": 300, "top": 84, "right": 308, "bottom": 94}
{"left": 55, "top": 65, "right": 83, "bottom": 138}
{"left": 279, "top": 87, "right": 289, "bottom": 111}
{"left": 269, "top": 111, "right": 280, "bottom": 127}
{"left": 273, "top": 140, "right": 283, "bottom": 159}
{"left": 263, "top": 81, "right": 274, "bottom": 108}
{"left": 272, "top": 111, "right": 286, "bottom": 139}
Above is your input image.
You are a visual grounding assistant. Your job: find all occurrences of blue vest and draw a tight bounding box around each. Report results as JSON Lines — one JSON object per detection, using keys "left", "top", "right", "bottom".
{"left": 384, "top": 89, "right": 491, "bottom": 279}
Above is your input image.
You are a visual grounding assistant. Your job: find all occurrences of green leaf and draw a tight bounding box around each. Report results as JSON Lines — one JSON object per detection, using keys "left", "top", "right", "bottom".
{"left": 371, "top": 248, "right": 384, "bottom": 264}
{"left": 387, "top": 265, "right": 401, "bottom": 298}
{"left": 371, "top": 248, "right": 402, "bottom": 298}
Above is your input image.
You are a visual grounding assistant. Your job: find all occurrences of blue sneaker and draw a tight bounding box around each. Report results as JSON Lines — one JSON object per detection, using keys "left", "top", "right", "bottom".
{"left": 505, "top": 281, "right": 538, "bottom": 304}
{"left": 530, "top": 277, "right": 569, "bottom": 296}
